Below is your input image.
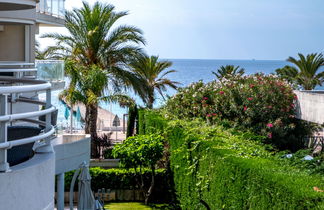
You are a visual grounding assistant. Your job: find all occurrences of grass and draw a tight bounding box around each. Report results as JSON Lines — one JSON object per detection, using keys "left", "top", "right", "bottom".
{"left": 104, "top": 202, "right": 152, "bottom": 210}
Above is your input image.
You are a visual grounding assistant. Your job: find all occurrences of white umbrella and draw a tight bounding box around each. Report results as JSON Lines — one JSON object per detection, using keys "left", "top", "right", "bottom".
{"left": 77, "top": 164, "right": 95, "bottom": 210}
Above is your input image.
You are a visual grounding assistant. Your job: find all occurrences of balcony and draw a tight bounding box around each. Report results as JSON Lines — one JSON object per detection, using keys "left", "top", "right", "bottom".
{"left": 36, "top": 60, "right": 65, "bottom": 90}
{"left": 0, "top": 0, "right": 36, "bottom": 11}
{"left": 0, "top": 62, "right": 90, "bottom": 209}
{"left": 36, "top": 0, "right": 65, "bottom": 18}
{"left": 36, "top": 0, "right": 65, "bottom": 26}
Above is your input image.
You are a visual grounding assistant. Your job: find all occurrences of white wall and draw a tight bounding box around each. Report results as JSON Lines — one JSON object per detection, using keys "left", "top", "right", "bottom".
{"left": 295, "top": 90, "right": 324, "bottom": 124}
{"left": 0, "top": 152, "right": 55, "bottom": 210}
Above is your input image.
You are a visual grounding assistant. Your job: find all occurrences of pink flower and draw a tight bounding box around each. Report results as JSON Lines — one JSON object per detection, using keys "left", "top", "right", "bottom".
{"left": 249, "top": 84, "right": 255, "bottom": 88}
{"left": 266, "top": 123, "right": 273, "bottom": 128}
{"left": 206, "top": 114, "right": 212, "bottom": 117}
{"left": 294, "top": 95, "right": 298, "bottom": 99}
{"left": 267, "top": 133, "right": 272, "bottom": 139}
{"left": 212, "top": 113, "right": 217, "bottom": 116}
{"left": 243, "top": 106, "right": 248, "bottom": 111}
{"left": 203, "top": 97, "right": 208, "bottom": 100}
{"left": 219, "top": 91, "right": 225, "bottom": 95}
{"left": 267, "top": 105, "right": 272, "bottom": 109}
{"left": 247, "top": 97, "right": 253, "bottom": 101}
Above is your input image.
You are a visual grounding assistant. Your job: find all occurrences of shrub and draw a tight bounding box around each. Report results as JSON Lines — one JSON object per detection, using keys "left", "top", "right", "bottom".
{"left": 113, "top": 134, "right": 165, "bottom": 204}
{"left": 164, "top": 73, "right": 318, "bottom": 150}
{"left": 162, "top": 119, "right": 324, "bottom": 209}
{"left": 64, "top": 167, "right": 172, "bottom": 203}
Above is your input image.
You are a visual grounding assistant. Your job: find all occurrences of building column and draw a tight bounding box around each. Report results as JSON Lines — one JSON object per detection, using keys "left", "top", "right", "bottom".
{"left": 57, "top": 173, "right": 65, "bottom": 210}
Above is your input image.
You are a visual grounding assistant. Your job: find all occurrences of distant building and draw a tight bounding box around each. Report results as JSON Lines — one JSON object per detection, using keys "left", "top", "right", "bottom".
{"left": 0, "top": 1, "right": 90, "bottom": 209}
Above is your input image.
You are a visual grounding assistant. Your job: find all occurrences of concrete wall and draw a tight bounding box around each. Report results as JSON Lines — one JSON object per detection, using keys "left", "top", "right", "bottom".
{"left": 54, "top": 135, "right": 91, "bottom": 175}
{"left": 0, "top": 25, "right": 25, "bottom": 61}
{"left": 0, "top": 152, "right": 55, "bottom": 210}
{"left": 295, "top": 90, "right": 324, "bottom": 124}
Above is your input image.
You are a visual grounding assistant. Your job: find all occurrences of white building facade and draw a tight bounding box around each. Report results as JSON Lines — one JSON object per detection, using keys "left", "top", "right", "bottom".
{"left": 0, "top": 1, "right": 90, "bottom": 209}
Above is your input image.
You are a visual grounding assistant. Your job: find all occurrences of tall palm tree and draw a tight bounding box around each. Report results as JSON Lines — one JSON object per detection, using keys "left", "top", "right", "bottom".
{"left": 129, "top": 54, "right": 179, "bottom": 108}
{"left": 42, "top": 1, "right": 146, "bottom": 140}
{"left": 61, "top": 60, "right": 134, "bottom": 156}
{"left": 280, "top": 53, "right": 324, "bottom": 90}
{"left": 212, "top": 65, "right": 245, "bottom": 80}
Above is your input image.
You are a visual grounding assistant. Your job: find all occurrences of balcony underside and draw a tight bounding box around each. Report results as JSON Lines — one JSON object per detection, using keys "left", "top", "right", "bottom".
{"left": 0, "top": 2, "right": 35, "bottom": 11}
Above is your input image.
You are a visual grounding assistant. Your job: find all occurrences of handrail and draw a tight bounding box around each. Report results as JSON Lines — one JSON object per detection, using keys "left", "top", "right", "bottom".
{"left": 0, "top": 63, "right": 55, "bottom": 172}
{"left": 0, "top": 62, "right": 34, "bottom": 66}
{"left": 0, "top": 126, "right": 55, "bottom": 149}
{"left": 0, "top": 68, "right": 37, "bottom": 73}
{"left": 0, "top": 77, "right": 51, "bottom": 94}
{"left": 0, "top": 106, "right": 56, "bottom": 122}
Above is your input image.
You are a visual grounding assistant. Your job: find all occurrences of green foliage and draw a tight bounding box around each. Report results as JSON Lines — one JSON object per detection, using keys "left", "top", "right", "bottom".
{"left": 103, "top": 147, "right": 114, "bottom": 159}
{"left": 161, "top": 120, "right": 324, "bottom": 210}
{"left": 138, "top": 109, "right": 146, "bottom": 135}
{"left": 64, "top": 168, "right": 172, "bottom": 203}
{"left": 164, "top": 73, "right": 318, "bottom": 151}
{"left": 276, "top": 53, "right": 324, "bottom": 90}
{"left": 274, "top": 149, "right": 324, "bottom": 175}
{"left": 113, "top": 134, "right": 164, "bottom": 169}
{"left": 129, "top": 54, "right": 180, "bottom": 108}
{"left": 138, "top": 110, "right": 167, "bottom": 135}
{"left": 212, "top": 65, "right": 245, "bottom": 80}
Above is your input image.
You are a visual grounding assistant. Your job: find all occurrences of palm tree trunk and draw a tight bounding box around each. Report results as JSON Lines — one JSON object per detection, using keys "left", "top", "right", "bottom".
{"left": 87, "top": 103, "right": 98, "bottom": 157}
{"left": 85, "top": 105, "right": 90, "bottom": 134}
{"left": 147, "top": 89, "right": 155, "bottom": 109}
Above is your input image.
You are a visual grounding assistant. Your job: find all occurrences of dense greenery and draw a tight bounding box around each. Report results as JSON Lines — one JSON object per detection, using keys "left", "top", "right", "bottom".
{"left": 276, "top": 53, "right": 324, "bottom": 90}
{"left": 164, "top": 73, "right": 317, "bottom": 151}
{"left": 139, "top": 111, "right": 324, "bottom": 209}
{"left": 113, "top": 134, "right": 165, "bottom": 204}
{"left": 65, "top": 167, "right": 172, "bottom": 203}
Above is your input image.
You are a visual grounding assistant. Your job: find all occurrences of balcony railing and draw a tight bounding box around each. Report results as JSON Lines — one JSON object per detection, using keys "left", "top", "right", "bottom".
{"left": 36, "top": 60, "right": 65, "bottom": 81}
{"left": 36, "top": 0, "right": 65, "bottom": 18}
{"left": 0, "top": 63, "right": 56, "bottom": 172}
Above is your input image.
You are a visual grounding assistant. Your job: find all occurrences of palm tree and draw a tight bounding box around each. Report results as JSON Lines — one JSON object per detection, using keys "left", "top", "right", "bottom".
{"left": 276, "top": 53, "right": 324, "bottom": 90}
{"left": 212, "top": 65, "right": 245, "bottom": 80}
{"left": 42, "top": 1, "right": 145, "bottom": 140}
{"left": 61, "top": 60, "right": 134, "bottom": 157}
{"left": 129, "top": 54, "right": 179, "bottom": 108}
{"left": 35, "top": 40, "right": 64, "bottom": 60}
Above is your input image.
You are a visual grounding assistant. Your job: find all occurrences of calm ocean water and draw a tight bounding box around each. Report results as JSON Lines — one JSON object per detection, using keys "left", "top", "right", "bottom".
{"left": 48, "top": 59, "right": 323, "bottom": 128}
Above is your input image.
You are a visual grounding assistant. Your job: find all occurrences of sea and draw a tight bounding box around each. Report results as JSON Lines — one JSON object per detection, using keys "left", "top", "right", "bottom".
{"left": 47, "top": 59, "right": 323, "bottom": 129}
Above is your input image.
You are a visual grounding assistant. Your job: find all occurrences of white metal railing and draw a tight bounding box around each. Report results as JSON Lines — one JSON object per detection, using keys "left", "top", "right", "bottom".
{"left": 36, "top": 0, "right": 65, "bottom": 18}
{"left": 0, "top": 63, "right": 56, "bottom": 172}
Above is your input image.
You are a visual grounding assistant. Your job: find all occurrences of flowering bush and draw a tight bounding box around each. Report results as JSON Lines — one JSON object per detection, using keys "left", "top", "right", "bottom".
{"left": 164, "top": 74, "right": 316, "bottom": 150}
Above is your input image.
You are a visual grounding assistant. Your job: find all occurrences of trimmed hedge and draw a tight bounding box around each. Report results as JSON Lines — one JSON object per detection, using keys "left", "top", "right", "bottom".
{"left": 64, "top": 167, "right": 172, "bottom": 203}
{"left": 141, "top": 111, "right": 324, "bottom": 209}
{"left": 138, "top": 109, "right": 166, "bottom": 135}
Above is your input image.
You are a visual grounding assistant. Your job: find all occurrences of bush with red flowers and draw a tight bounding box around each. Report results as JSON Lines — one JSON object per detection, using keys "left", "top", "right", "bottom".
{"left": 164, "top": 73, "right": 317, "bottom": 150}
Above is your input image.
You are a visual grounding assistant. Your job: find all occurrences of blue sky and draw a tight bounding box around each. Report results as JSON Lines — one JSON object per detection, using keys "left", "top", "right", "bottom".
{"left": 39, "top": 0, "right": 324, "bottom": 60}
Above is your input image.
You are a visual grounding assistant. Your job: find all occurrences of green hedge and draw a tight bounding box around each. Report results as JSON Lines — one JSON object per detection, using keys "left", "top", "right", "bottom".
{"left": 138, "top": 109, "right": 167, "bottom": 135}
{"left": 141, "top": 111, "right": 324, "bottom": 209}
{"left": 64, "top": 167, "right": 172, "bottom": 203}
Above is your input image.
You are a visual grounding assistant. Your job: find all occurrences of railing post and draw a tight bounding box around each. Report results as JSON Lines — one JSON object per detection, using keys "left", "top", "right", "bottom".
{"left": 0, "top": 94, "right": 9, "bottom": 172}
{"left": 35, "top": 88, "right": 53, "bottom": 153}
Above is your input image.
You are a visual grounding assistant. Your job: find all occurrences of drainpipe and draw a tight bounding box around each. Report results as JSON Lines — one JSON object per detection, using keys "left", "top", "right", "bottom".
{"left": 57, "top": 173, "right": 65, "bottom": 210}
